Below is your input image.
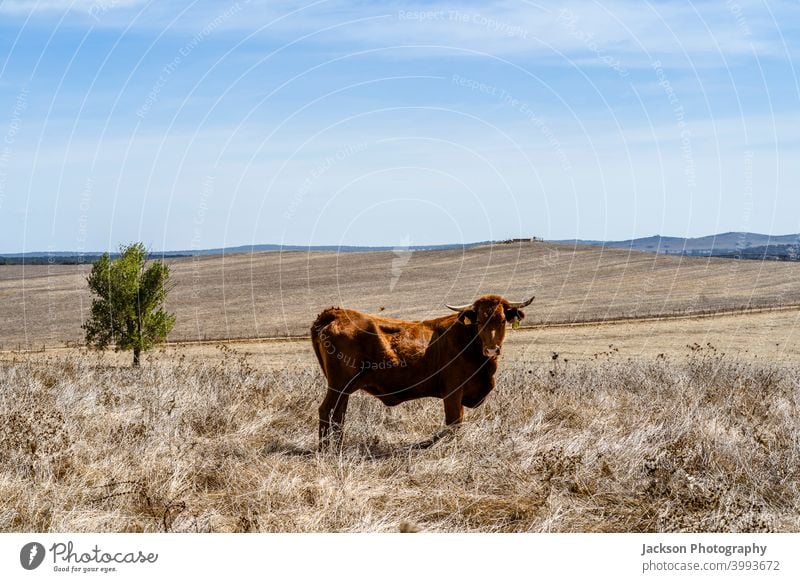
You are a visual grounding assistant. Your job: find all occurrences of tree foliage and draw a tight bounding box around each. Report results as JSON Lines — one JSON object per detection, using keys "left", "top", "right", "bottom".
{"left": 82, "top": 243, "right": 176, "bottom": 365}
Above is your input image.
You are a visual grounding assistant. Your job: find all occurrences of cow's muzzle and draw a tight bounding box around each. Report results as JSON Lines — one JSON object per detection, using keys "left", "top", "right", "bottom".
{"left": 483, "top": 346, "right": 501, "bottom": 357}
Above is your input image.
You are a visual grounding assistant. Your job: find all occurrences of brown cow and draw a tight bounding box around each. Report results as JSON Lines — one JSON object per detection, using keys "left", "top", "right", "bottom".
{"left": 311, "top": 294, "right": 534, "bottom": 450}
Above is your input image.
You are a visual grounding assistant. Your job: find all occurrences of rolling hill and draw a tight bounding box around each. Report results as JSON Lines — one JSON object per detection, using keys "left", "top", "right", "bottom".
{"left": 2, "top": 240, "right": 800, "bottom": 348}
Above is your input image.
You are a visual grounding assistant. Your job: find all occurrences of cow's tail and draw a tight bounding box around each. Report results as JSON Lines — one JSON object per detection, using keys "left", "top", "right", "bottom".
{"left": 310, "top": 309, "right": 338, "bottom": 380}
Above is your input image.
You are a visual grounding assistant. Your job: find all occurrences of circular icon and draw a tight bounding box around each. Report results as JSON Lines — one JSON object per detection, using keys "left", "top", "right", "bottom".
{"left": 20, "top": 542, "right": 46, "bottom": 570}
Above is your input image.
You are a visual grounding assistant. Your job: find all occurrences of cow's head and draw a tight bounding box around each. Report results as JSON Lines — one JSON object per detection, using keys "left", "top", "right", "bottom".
{"left": 446, "top": 294, "right": 535, "bottom": 358}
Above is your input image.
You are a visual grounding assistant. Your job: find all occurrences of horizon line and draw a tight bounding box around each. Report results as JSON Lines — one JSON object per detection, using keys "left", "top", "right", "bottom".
{"left": 2, "top": 231, "right": 800, "bottom": 257}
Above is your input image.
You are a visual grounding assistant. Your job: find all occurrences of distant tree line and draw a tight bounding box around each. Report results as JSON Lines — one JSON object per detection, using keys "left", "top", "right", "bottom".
{"left": 685, "top": 244, "right": 800, "bottom": 261}
{"left": 0, "top": 254, "right": 191, "bottom": 265}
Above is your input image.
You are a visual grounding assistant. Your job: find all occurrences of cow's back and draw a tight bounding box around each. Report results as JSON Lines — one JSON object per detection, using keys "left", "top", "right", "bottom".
{"left": 311, "top": 308, "right": 492, "bottom": 405}
{"left": 311, "top": 308, "right": 399, "bottom": 380}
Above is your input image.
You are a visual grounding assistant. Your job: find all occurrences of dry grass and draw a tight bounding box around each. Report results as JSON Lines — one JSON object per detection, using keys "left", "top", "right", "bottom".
{"left": 3, "top": 242, "right": 800, "bottom": 348}
{"left": 2, "top": 346, "right": 798, "bottom": 533}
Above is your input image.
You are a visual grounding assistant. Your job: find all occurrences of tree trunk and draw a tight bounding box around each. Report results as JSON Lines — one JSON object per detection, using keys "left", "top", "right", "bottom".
{"left": 133, "top": 347, "right": 141, "bottom": 367}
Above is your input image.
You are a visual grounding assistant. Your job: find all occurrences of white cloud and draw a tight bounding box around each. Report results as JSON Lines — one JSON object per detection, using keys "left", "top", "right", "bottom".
{"left": 3, "top": 1, "right": 797, "bottom": 64}
{"left": 236, "top": 0, "right": 800, "bottom": 63}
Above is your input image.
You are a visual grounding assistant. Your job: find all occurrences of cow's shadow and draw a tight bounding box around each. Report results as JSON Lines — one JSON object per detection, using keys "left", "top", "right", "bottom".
{"left": 405, "top": 427, "right": 456, "bottom": 451}
{"left": 262, "top": 442, "right": 316, "bottom": 458}
{"left": 263, "top": 428, "right": 455, "bottom": 460}
{"left": 345, "top": 430, "right": 455, "bottom": 460}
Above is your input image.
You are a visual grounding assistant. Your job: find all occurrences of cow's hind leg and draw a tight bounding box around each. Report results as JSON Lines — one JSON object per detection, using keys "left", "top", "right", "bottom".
{"left": 318, "top": 387, "right": 351, "bottom": 452}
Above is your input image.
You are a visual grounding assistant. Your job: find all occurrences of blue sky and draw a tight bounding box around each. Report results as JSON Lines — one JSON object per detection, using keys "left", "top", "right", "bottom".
{"left": 0, "top": 0, "right": 798, "bottom": 252}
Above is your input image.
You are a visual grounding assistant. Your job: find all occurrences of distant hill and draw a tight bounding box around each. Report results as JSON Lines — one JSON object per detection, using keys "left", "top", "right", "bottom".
{"left": 3, "top": 233, "right": 800, "bottom": 264}
{"left": 554, "top": 232, "right": 800, "bottom": 260}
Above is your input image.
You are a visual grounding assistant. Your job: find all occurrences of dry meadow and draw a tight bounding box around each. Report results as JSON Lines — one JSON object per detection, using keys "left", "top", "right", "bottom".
{"left": 1, "top": 336, "right": 799, "bottom": 532}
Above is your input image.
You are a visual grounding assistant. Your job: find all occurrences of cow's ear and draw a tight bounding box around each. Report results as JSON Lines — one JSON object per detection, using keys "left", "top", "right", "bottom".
{"left": 458, "top": 309, "right": 477, "bottom": 325}
{"left": 505, "top": 307, "right": 525, "bottom": 322}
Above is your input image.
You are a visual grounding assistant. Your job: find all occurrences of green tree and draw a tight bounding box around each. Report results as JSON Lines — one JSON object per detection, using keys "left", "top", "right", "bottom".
{"left": 82, "top": 243, "right": 176, "bottom": 366}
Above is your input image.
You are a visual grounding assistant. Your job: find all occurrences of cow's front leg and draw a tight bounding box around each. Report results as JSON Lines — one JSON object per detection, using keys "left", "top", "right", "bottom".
{"left": 443, "top": 389, "right": 464, "bottom": 426}
{"left": 409, "top": 390, "right": 463, "bottom": 451}
{"left": 417, "top": 390, "right": 463, "bottom": 446}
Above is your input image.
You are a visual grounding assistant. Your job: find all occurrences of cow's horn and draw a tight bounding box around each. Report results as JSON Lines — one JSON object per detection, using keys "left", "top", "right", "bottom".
{"left": 507, "top": 296, "right": 535, "bottom": 308}
{"left": 445, "top": 302, "right": 473, "bottom": 312}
